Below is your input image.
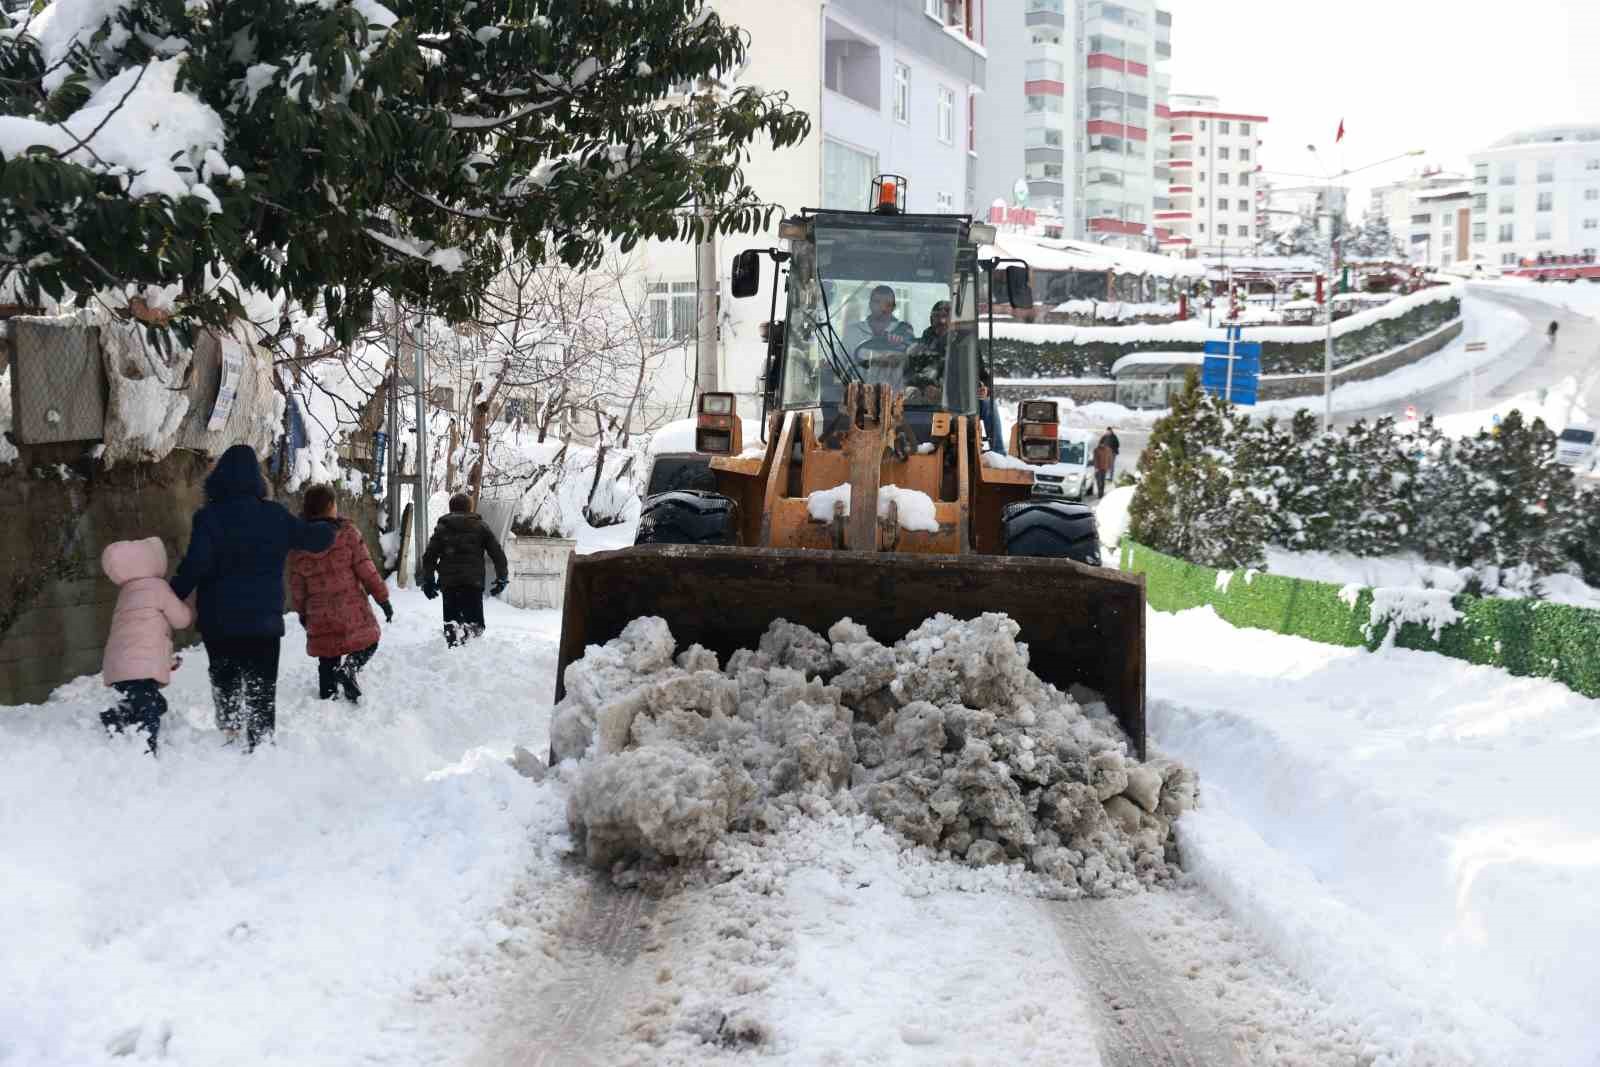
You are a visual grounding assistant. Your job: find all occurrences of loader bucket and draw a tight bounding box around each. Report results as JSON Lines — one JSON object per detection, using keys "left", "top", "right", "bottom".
{"left": 554, "top": 545, "right": 1147, "bottom": 758}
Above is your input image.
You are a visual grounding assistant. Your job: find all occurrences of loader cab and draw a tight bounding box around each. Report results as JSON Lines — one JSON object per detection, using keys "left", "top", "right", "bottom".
{"left": 770, "top": 211, "right": 985, "bottom": 445}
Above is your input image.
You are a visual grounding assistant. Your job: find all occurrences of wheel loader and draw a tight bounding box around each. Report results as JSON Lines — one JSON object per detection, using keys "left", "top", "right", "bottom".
{"left": 555, "top": 177, "right": 1147, "bottom": 757}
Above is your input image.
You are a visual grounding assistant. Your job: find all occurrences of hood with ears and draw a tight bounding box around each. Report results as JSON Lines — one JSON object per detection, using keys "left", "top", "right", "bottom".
{"left": 101, "top": 537, "right": 169, "bottom": 586}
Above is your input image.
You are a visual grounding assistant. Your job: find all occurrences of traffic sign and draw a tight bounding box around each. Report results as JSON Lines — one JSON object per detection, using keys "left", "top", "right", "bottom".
{"left": 1201, "top": 338, "right": 1262, "bottom": 405}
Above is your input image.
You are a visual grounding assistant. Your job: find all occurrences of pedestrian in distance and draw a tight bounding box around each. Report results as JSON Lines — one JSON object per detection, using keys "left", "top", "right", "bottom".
{"left": 170, "top": 444, "right": 336, "bottom": 750}
{"left": 1098, "top": 426, "right": 1121, "bottom": 478}
{"left": 418, "top": 493, "right": 509, "bottom": 647}
{"left": 99, "top": 538, "right": 193, "bottom": 755}
{"left": 1548, "top": 320, "right": 1559, "bottom": 344}
{"left": 1093, "top": 441, "right": 1115, "bottom": 499}
{"left": 288, "top": 484, "right": 392, "bottom": 703}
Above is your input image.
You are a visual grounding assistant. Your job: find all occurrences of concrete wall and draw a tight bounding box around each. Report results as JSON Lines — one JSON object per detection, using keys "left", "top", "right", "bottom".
{"left": 0, "top": 449, "right": 382, "bottom": 708}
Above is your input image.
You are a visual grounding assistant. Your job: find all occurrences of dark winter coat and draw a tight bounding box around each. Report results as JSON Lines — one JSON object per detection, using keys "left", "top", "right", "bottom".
{"left": 1099, "top": 431, "right": 1121, "bottom": 456}
{"left": 289, "top": 518, "right": 389, "bottom": 658}
{"left": 420, "top": 512, "right": 508, "bottom": 591}
{"left": 170, "top": 445, "right": 336, "bottom": 639}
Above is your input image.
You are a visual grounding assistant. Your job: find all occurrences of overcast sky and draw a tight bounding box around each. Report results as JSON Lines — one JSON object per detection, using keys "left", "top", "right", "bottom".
{"left": 1165, "top": 0, "right": 1600, "bottom": 211}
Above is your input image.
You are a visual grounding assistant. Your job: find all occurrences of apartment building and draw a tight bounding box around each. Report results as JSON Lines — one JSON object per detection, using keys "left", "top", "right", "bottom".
{"left": 982, "top": 0, "right": 1172, "bottom": 249}
{"left": 820, "top": 0, "right": 987, "bottom": 215}
{"left": 1156, "top": 93, "right": 1266, "bottom": 256}
{"left": 1468, "top": 124, "right": 1600, "bottom": 267}
{"left": 1368, "top": 167, "right": 1469, "bottom": 258}
{"left": 1408, "top": 184, "right": 1474, "bottom": 268}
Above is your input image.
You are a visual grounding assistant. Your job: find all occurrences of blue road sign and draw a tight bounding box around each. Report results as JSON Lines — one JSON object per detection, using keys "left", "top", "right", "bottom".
{"left": 1201, "top": 339, "right": 1262, "bottom": 405}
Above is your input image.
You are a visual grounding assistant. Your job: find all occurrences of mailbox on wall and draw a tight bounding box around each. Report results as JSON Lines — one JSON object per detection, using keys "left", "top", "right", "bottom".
{"left": 7, "top": 319, "right": 106, "bottom": 444}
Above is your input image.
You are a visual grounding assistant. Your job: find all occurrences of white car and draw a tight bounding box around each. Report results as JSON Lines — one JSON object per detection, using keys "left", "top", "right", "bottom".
{"left": 1556, "top": 425, "right": 1598, "bottom": 468}
{"left": 1030, "top": 430, "right": 1099, "bottom": 502}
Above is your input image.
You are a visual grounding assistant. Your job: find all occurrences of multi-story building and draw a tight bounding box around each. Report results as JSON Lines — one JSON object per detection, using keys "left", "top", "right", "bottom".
{"left": 1407, "top": 184, "right": 1474, "bottom": 268}
{"left": 1468, "top": 124, "right": 1600, "bottom": 267}
{"left": 983, "top": 1, "right": 1172, "bottom": 250}
{"left": 820, "top": 0, "right": 987, "bottom": 215}
{"left": 1156, "top": 93, "right": 1266, "bottom": 256}
{"left": 1368, "top": 167, "right": 1469, "bottom": 257}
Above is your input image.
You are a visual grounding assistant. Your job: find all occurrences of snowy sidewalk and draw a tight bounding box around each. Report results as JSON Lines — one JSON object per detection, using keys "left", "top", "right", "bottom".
{"left": 0, "top": 588, "right": 569, "bottom": 1066}
{"left": 1147, "top": 605, "right": 1600, "bottom": 1066}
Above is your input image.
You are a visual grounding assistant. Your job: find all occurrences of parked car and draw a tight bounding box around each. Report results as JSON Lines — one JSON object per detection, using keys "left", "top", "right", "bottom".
{"left": 1556, "top": 424, "right": 1598, "bottom": 468}
{"left": 1031, "top": 430, "right": 1097, "bottom": 502}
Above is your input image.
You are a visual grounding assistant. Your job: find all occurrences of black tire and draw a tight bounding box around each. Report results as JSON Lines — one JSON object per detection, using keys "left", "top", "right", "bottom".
{"left": 635, "top": 491, "right": 739, "bottom": 546}
{"left": 1002, "top": 500, "right": 1101, "bottom": 566}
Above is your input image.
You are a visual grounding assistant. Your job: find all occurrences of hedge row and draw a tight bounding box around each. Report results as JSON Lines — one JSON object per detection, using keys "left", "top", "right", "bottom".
{"left": 992, "top": 295, "right": 1460, "bottom": 380}
{"left": 1121, "top": 538, "right": 1600, "bottom": 700}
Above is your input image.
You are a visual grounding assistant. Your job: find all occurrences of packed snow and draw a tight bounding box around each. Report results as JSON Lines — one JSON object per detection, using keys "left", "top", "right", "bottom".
{"left": 1264, "top": 546, "right": 1600, "bottom": 611}
{"left": 554, "top": 615, "right": 1193, "bottom": 895}
{"left": 802, "top": 483, "right": 941, "bottom": 532}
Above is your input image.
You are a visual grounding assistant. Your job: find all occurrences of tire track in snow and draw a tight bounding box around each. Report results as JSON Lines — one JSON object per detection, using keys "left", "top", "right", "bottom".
{"left": 1044, "top": 897, "right": 1246, "bottom": 1067}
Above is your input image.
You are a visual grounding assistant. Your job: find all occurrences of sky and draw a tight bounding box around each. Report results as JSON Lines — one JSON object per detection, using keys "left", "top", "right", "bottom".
{"left": 1165, "top": 0, "right": 1600, "bottom": 213}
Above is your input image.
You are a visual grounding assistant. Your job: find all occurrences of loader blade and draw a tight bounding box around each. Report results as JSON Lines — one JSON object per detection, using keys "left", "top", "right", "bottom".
{"left": 555, "top": 545, "right": 1147, "bottom": 759}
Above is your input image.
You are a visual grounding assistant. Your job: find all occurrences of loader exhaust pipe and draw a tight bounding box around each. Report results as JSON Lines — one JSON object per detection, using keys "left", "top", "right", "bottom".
{"left": 555, "top": 545, "right": 1146, "bottom": 758}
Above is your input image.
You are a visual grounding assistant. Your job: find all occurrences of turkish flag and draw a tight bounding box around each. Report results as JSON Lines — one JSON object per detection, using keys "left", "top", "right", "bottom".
{"left": 1336, "top": 119, "right": 1345, "bottom": 143}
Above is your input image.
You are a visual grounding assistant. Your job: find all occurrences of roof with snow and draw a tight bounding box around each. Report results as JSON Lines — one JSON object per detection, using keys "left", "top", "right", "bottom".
{"left": 1486, "top": 124, "right": 1600, "bottom": 149}
{"left": 985, "top": 233, "right": 1206, "bottom": 279}
{"left": 1201, "top": 254, "right": 1322, "bottom": 273}
{"left": 1110, "top": 351, "right": 1206, "bottom": 376}
{"left": 1416, "top": 185, "right": 1472, "bottom": 201}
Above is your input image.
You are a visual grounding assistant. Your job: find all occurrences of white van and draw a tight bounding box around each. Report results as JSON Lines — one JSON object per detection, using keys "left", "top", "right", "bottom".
{"left": 1556, "top": 425, "right": 1598, "bottom": 468}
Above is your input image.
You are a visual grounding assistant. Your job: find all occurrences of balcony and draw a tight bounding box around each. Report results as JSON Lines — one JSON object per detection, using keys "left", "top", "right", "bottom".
{"left": 1168, "top": 184, "right": 1193, "bottom": 194}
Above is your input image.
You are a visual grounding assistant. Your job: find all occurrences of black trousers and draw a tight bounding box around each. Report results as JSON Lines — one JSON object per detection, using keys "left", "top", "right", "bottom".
{"left": 204, "top": 636, "right": 282, "bottom": 750}
{"left": 102, "top": 680, "right": 167, "bottom": 754}
{"left": 318, "top": 642, "right": 379, "bottom": 701}
{"left": 442, "top": 586, "right": 486, "bottom": 647}
{"left": 1095, "top": 471, "right": 1107, "bottom": 497}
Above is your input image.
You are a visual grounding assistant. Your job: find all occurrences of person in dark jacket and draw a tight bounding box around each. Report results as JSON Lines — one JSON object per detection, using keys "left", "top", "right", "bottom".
{"left": 908, "top": 300, "right": 1006, "bottom": 454}
{"left": 289, "top": 485, "right": 392, "bottom": 702}
{"left": 1098, "top": 427, "right": 1121, "bottom": 478}
{"left": 418, "top": 494, "right": 509, "bottom": 647}
{"left": 170, "top": 444, "right": 336, "bottom": 749}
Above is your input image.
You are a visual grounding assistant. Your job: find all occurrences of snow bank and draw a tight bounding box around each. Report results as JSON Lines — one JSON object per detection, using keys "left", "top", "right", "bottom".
{"left": 555, "top": 614, "right": 1194, "bottom": 896}
{"left": 0, "top": 588, "right": 569, "bottom": 1066}
{"left": 802, "top": 484, "right": 941, "bottom": 532}
{"left": 1148, "top": 604, "right": 1600, "bottom": 1065}
{"left": 1365, "top": 587, "right": 1462, "bottom": 645}
{"left": 1095, "top": 485, "right": 1135, "bottom": 551}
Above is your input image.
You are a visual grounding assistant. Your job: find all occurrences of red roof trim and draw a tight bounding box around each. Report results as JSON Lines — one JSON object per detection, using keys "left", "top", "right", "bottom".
{"left": 1086, "top": 53, "right": 1125, "bottom": 72}
{"left": 1155, "top": 104, "right": 1171, "bottom": 118}
{"left": 1024, "top": 79, "right": 1064, "bottom": 96}
{"left": 1168, "top": 110, "right": 1269, "bottom": 123}
{"left": 1086, "top": 218, "right": 1148, "bottom": 236}
{"left": 1086, "top": 119, "right": 1125, "bottom": 137}
{"left": 1126, "top": 61, "right": 1149, "bottom": 77}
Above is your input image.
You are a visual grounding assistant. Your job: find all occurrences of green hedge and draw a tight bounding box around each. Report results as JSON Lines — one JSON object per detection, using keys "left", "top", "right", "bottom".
{"left": 992, "top": 295, "right": 1460, "bottom": 379}
{"left": 1121, "top": 538, "right": 1600, "bottom": 699}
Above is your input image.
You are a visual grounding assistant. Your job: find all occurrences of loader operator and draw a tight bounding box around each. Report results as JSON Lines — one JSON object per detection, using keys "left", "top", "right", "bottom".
{"left": 843, "top": 284, "right": 915, "bottom": 389}
{"left": 907, "top": 300, "right": 1005, "bottom": 453}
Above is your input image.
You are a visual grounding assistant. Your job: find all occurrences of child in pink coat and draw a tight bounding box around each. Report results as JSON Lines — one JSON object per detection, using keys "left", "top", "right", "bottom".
{"left": 101, "top": 537, "right": 193, "bottom": 753}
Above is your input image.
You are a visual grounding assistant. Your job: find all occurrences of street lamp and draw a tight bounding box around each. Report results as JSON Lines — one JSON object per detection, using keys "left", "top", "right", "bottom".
{"left": 1304, "top": 145, "right": 1426, "bottom": 432}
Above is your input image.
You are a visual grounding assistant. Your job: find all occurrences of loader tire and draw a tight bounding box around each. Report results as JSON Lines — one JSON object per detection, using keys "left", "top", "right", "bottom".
{"left": 635, "top": 491, "right": 739, "bottom": 547}
{"left": 1003, "top": 500, "right": 1101, "bottom": 566}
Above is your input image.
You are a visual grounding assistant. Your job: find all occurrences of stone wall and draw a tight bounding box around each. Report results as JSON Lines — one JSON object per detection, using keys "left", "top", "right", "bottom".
{"left": 0, "top": 448, "right": 382, "bottom": 707}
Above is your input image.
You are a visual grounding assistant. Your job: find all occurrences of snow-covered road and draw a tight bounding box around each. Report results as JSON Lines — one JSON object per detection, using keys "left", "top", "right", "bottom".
{"left": 6, "top": 581, "right": 1598, "bottom": 1065}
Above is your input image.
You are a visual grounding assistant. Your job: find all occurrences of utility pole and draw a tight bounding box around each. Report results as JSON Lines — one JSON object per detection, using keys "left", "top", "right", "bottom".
{"left": 386, "top": 303, "right": 401, "bottom": 534}
{"left": 695, "top": 208, "right": 719, "bottom": 398}
{"left": 411, "top": 311, "right": 429, "bottom": 572}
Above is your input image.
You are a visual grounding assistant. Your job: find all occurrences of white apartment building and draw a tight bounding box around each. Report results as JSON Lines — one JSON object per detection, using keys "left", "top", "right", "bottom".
{"left": 1468, "top": 124, "right": 1600, "bottom": 267}
{"left": 1156, "top": 93, "right": 1266, "bottom": 256}
{"left": 1406, "top": 185, "right": 1474, "bottom": 268}
{"left": 820, "top": 0, "right": 987, "bottom": 215}
{"left": 995, "top": 0, "right": 1172, "bottom": 250}
{"left": 1368, "top": 167, "right": 1469, "bottom": 258}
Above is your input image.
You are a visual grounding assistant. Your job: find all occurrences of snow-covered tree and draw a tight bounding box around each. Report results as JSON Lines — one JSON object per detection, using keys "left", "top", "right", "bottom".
{"left": 1273, "top": 217, "right": 1328, "bottom": 260}
{"left": 0, "top": 0, "right": 809, "bottom": 343}
{"left": 1128, "top": 374, "right": 1268, "bottom": 569}
{"left": 1342, "top": 211, "right": 1406, "bottom": 261}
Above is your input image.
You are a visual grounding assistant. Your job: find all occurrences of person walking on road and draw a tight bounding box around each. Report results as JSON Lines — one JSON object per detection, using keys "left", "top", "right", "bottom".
{"left": 418, "top": 494, "right": 509, "bottom": 647}
{"left": 1548, "top": 320, "right": 1559, "bottom": 344}
{"left": 1093, "top": 441, "right": 1114, "bottom": 499}
{"left": 1097, "top": 426, "right": 1121, "bottom": 479}
{"left": 99, "top": 537, "right": 193, "bottom": 754}
{"left": 171, "top": 444, "right": 336, "bottom": 750}
{"left": 289, "top": 485, "right": 392, "bottom": 702}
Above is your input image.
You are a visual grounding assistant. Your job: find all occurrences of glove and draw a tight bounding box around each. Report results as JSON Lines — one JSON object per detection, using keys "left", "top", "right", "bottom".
{"left": 380, "top": 600, "right": 394, "bottom": 622}
{"left": 421, "top": 581, "right": 438, "bottom": 600}
{"left": 489, "top": 578, "right": 509, "bottom": 598}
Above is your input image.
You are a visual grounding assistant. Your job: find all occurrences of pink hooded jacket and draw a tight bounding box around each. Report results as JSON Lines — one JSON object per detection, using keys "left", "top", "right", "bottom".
{"left": 101, "top": 537, "right": 193, "bottom": 686}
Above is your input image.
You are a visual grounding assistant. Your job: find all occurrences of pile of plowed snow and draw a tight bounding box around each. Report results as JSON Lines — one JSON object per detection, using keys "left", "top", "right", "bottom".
{"left": 553, "top": 613, "right": 1195, "bottom": 896}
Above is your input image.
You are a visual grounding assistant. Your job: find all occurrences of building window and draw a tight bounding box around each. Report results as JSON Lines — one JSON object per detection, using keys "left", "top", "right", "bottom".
{"left": 822, "top": 137, "right": 878, "bottom": 211}
{"left": 1498, "top": 223, "right": 1514, "bottom": 242}
{"left": 1499, "top": 198, "right": 1514, "bottom": 215}
{"left": 1217, "top": 172, "right": 1229, "bottom": 185}
{"left": 1239, "top": 148, "right": 1250, "bottom": 162}
{"left": 1473, "top": 193, "right": 1487, "bottom": 213}
{"left": 1199, "top": 171, "right": 1206, "bottom": 181}
{"left": 1498, "top": 164, "right": 1516, "bottom": 185}
{"left": 1538, "top": 222, "right": 1552, "bottom": 240}
{"left": 1538, "top": 191, "right": 1553, "bottom": 212}
{"left": 925, "top": 0, "right": 943, "bottom": 18}
{"left": 1237, "top": 199, "right": 1249, "bottom": 212}
{"left": 649, "top": 282, "right": 697, "bottom": 342}
{"left": 1218, "top": 224, "right": 1229, "bottom": 236}
{"left": 1502, "top": 252, "right": 1519, "bottom": 265}
{"left": 1199, "top": 196, "right": 1206, "bottom": 207}
{"left": 1025, "top": 94, "right": 1063, "bottom": 113}
{"left": 1199, "top": 120, "right": 1207, "bottom": 131}
{"left": 1238, "top": 172, "right": 1250, "bottom": 186}
{"left": 1412, "top": 213, "right": 1431, "bottom": 225}
{"left": 1442, "top": 229, "right": 1453, "bottom": 248}
{"left": 1218, "top": 147, "right": 1230, "bottom": 160}
{"left": 893, "top": 63, "right": 910, "bottom": 124}
{"left": 1589, "top": 159, "right": 1600, "bottom": 171}
{"left": 937, "top": 86, "right": 955, "bottom": 144}
{"left": 1538, "top": 159, "right": 1555, "bottom": 183}
{"left": 1198, "top": 222, "right": 1206, "bottom": 232}
{"left": 1588, "top": 188, "right": 1599, "bottom": 201}
{"left": 936, "top": 191, "right": 956, "bottom": 210}
{"left": 1474, "top": 162, "right": 1488, "bottom": 185}
{"left": 1218, "top": 120, "right": 1231, "bottom": 134}
{"left": 1473, "top": 222, "right": 1487, "bottom": 242}
{"left": 1240, "top": 122, "right": 1251, "bottom": 136}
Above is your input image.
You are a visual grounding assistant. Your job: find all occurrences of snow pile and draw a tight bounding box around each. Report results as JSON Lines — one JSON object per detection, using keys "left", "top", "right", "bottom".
{"left": 1365, "top": 587, "right": 1463, "bottom": 646}
{"left": 554, "top": 614, "right": 1195, "bottom": 895}
{"left": 802, "top": 483, "right": 941, "bottom": 533}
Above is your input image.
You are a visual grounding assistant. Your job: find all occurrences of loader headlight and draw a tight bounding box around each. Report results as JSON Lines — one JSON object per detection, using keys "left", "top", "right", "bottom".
{"left": 1020, "top": 400, "right": 1058, "bottom": 424}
